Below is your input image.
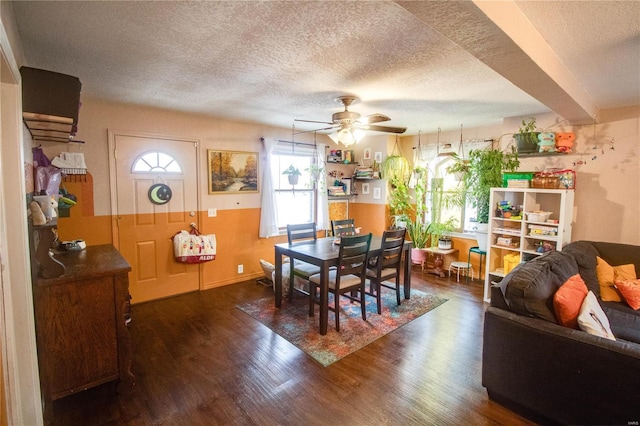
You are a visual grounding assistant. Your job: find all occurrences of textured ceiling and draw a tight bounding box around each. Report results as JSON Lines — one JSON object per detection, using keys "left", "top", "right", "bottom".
{"left": 10, "top": 1, "right": 640, "bottom": 135}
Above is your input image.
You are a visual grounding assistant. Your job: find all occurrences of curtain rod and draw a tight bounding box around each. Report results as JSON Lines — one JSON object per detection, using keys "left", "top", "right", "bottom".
{"left": 260, "top": 137, "right": 327, "bottom": 149}
{"left": 274, "top": 139, "right": 318, "bottom": 148}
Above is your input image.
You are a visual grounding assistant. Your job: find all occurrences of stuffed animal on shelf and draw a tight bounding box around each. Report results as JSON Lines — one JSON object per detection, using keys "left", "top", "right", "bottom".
{"left": 555, "top": 132, "right": 575, "bottom": 153}
{"left": 538, "top": 132, "right": 556, "bottom": 153}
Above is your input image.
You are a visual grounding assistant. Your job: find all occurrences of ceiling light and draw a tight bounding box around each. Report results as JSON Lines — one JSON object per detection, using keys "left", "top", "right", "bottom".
{"left": 329, "top": 128, "right": 365, "bottom": 147}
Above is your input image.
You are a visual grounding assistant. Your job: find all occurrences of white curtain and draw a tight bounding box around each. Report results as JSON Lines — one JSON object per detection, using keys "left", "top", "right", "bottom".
{"left": 315, "top": 143, "right": 329, "bottom": 231}
{"left": 259, "top": 138, "right": 280, "bottom": 238}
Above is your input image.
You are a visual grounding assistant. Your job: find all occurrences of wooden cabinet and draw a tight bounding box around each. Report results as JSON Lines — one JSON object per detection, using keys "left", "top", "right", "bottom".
{"left": 33, "top": 245, "right": 134, "bottom": 422}
{"left": 484, "top": 188, "right": 574, "bottom": 301}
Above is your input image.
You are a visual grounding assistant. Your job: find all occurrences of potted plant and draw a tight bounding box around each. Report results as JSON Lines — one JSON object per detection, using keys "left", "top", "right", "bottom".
{"left": 388, "top": 176, "right": 411, "bottom": 228}
{"left": 282, "top": 165, "right": 301, "bottom": 186}
{"left": 406, "top": 219, "right": 430, "bottom": 265}
{"left": 514, "top": 117, "right": 539, "bottom": 154}
{"left": 305, "top": 163, "right": 324, "bottom": 188}
{"left": 425, "top": 176, "right": 458, "bottom": 249}
{"left": 448, "top": 147, "right": 520, "bottom": 250}
{"left": 428, "top": 218, "right": 457, "bottom": 249}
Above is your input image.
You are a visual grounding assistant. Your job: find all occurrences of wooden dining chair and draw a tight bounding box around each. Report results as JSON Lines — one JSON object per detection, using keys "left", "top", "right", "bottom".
{"left": 366, "top": 228, "right": 406, "bottom": 314}
{"left": 308, "top": 233, "right": 372, "bottom": 332}
{"left": 285, "top": 223, "right": 321, "bottom": 301}
{"left": 331, "top": 219, "right": 356, "bottom": 237}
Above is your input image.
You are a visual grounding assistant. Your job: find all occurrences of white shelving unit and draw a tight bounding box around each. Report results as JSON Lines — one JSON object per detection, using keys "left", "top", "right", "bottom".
{"left": 484, "top": 188, "right": 574, "bottom": 302}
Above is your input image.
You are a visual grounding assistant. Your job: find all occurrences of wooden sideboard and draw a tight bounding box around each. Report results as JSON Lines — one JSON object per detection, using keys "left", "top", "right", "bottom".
{"left": 33, "top": 244, "right": 134, "bottom": 422}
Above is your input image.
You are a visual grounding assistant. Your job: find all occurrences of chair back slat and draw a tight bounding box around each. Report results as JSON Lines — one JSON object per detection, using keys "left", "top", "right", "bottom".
{"left": 337, "top": 234, "right": 371, "bottom": 277}
{"left": 287, "top": 223, "right": 317, "bottom": 244}
{"left": 378, "top": 228, "right": 406, "bottom": 271}
{"left": 331, "top": 219, "right": 356, "bottom": 237}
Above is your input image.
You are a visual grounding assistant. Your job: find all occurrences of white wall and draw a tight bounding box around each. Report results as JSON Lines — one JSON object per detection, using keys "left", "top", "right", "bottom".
{"left": 38, "top": 97, "right": 330, "bottom": 216}
{"left": 402, "top": 112, "right": 640, "bottom": 245}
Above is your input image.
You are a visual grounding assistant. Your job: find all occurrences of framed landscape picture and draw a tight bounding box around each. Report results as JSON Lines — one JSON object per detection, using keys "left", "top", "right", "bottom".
{"left": 207, "top": 150, "right": 258, "bottom": 194}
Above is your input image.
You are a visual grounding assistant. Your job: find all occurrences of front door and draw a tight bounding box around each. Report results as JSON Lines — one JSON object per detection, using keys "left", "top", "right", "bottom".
{"left": 113, "top": 133, "right": 199, "bottom": 303}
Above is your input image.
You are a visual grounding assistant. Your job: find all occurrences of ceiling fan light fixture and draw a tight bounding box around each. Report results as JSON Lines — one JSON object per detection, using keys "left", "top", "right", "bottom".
{"left": 329, "top": 128, "right": 365, "bottom": 147}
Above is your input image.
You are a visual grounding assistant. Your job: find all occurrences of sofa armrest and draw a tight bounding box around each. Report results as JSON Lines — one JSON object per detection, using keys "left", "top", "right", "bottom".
{"left": 483, "top": 306, "right": 640, "bottom": 425}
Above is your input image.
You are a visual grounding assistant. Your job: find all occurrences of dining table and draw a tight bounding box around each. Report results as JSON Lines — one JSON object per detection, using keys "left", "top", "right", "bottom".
{"left": 274, "top": 235, "right": 413, "bottom": 335}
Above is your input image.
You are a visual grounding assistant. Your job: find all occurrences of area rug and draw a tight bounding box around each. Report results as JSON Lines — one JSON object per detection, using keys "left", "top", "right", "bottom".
{"left": 237, "top": 288, "right": 447, "bottom": 366}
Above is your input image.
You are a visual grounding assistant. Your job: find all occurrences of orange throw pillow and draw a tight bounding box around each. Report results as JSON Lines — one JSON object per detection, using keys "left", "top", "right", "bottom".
{"left": 553, "top": 274, "right": 589, "bottom": 329}
{"left": 614, "top": 279, "right": 640, "bottom": 310}
{"left": 596, "top": 257, "right": 637, "bottom": 302}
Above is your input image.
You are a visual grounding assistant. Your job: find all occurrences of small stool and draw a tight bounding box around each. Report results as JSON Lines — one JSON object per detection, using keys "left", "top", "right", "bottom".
{"left": 467, "top": 246, "right": 487, "bottom": 284}
{"left": 449, "top": 261, "right": 473, "bottom": 282}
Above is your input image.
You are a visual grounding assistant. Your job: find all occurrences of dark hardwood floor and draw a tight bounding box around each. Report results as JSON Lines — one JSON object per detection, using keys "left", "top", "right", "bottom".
{"left": 50, "top": 267, "right": 536, "bottom": 425}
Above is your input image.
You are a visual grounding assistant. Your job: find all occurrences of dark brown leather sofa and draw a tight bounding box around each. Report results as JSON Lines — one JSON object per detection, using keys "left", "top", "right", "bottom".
{"left": 482, "top": 241, "right": 640, "bottom": 425}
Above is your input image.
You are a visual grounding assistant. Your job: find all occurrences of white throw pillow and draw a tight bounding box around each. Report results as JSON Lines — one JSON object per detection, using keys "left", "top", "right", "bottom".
{"left": 577, "top": 291, "right": 616, "bottom": 340}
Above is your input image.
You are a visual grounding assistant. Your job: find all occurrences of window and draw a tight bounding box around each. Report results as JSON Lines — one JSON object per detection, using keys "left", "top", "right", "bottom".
{"left": 132, "top": 151, "right": 182, "bottom": 173}
{"left": 420, "top": 155, "right": 476, "bottom": 234}
{"left": 432, "top": 156, "right": 474, "bottom": 232}
{"left": 271, "top": 145, "right": 316, "bottom": 229}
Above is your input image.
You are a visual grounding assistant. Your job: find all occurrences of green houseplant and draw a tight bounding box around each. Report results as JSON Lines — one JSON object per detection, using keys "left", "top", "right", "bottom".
{"left": 514, "top": 117, "right": 539, "bottom": 154}
{"left": 282, "top": 165, "right": 301, "bottom": 186}
{"left": 454, "top": 147, "right": 520, "bottom": 224}
{"left": 426, "top": 176, "right": 458, "bottom": 248}
{"left": 447, "top": 147, "right": 519, "bottom": 250}
{"left": 388, "top": 176, "right": 411, "bottom": 228}
{"left": 381, "top": 142, "right": 412, "bottom": 228}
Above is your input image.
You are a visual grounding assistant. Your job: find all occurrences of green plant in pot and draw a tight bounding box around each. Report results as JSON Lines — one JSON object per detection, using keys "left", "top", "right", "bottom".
{"left": 388, "top": 176, "right": 411, "bottom": 228}
{"left": 305, "top": 163, "right": 324, "bottom": 189}
{"left": 282, "top": 165, "right": 301, "bottom": 186}
{"left": 426, "top": 177, "right": 458, "bottom": 248}
{"left": 447, "top": 147, "right": 519, "bottom": 250}
{"left": 382, "top": 145, "right": 412, "bottom": 228}
{"left": 514, "top": 117, "right": 539, "bottom": 154}
{"left": 429, "top": 218, "right": 457, "bottom": 249}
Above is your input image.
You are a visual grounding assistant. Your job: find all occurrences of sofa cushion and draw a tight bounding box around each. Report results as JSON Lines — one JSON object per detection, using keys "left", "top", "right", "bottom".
{"left": 562, "top": 241, "right": 600, "bottom": 294}
{"left": 500, "top": 251, "right": 579, "bottom": 323}
{"left": 615, "top": 279, "right": 640, "bottom": 310}
{"left": 553, "top": 274, "right": 589, "bottom": 329}
{"left": 596, "top": 256, "right": 636, "bottom": 302}
{"left": 602, "top": 301, "right": 640, "bottom": 343}
{"left": 578, "top": 291, "right": 616, "bottom": 340}
{"left": 592, "top": 241, "right": 640, "bottom": 278}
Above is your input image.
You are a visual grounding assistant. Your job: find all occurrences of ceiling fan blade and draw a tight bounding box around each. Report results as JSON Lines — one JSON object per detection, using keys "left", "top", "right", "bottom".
{"left": 294, "top": 125, "right": 337, "bottom": 134}
{"left": 358, "top": 114, "right": 390, "bottom": 125}
{"left": 294, "top": 119, "right": 334, "bottom": 125}
{"left": 366, "top": 124, "right": 407, "bottom": 134}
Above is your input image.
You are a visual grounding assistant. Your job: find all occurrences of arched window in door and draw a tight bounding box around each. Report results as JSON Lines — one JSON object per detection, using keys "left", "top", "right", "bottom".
{"left": 132, "top": 151, "right": 182, "bottom": 173}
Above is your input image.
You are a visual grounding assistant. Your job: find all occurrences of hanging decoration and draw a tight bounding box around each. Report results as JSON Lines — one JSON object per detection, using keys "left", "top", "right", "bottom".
{"left": 572, "top": 123, "right": 615, "bottom": 167}
{"left": 148, "top": 183, "right": 172, "bottom": 205}
{"left": 381, "top": 136, "right": 411, "bottom": 186}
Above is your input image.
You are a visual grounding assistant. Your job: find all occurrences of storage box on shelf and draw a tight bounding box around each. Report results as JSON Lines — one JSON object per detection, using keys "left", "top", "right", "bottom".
{"left": 484, "top": 188, "right": 574, "bottom": 302}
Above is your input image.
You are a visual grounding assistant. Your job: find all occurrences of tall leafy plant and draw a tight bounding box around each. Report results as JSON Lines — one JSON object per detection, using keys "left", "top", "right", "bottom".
{"left": 461, "top": 147, "right": 520, "bottom": 223}
{"left": 382, "top": 142, "right": 412, "bottom": 227}
{"left": 388, "top": 176, "right": 411, "bottom": 226}
{"left": 427, "top": 177, "right": 458, "bottom": 247}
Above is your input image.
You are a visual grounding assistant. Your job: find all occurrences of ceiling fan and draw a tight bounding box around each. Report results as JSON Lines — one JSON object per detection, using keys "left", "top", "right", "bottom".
{"left": 295, "top": 96, "right": 407, "bottom": 146}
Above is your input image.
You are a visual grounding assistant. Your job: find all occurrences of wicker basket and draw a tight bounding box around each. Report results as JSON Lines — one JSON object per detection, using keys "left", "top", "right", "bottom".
{"left": 532, "top": 173, "right": 559, "bottom": 189}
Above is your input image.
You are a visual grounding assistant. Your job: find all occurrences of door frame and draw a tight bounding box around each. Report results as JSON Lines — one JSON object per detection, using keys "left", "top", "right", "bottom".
{"left": 1, "top": 21, "right": 44, "bottom": 425}
{"left": 107, "top": 130, "right": 203, "bottom": 290}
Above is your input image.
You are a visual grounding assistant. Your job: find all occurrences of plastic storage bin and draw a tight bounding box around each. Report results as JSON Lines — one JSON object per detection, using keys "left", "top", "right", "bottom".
{"left": 503, "top": 253, "right": 521, "bottom": 275}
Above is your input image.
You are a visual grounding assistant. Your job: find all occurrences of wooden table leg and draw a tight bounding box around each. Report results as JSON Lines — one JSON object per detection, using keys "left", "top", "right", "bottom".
{"left": 403, "top": 246, "right": 411, "bottom": 299}
{"left": 319, "top": 265, "right": 329, "bottom": 335}
{"left": 274, "top": 248, "right": 283, "bottom": 308}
